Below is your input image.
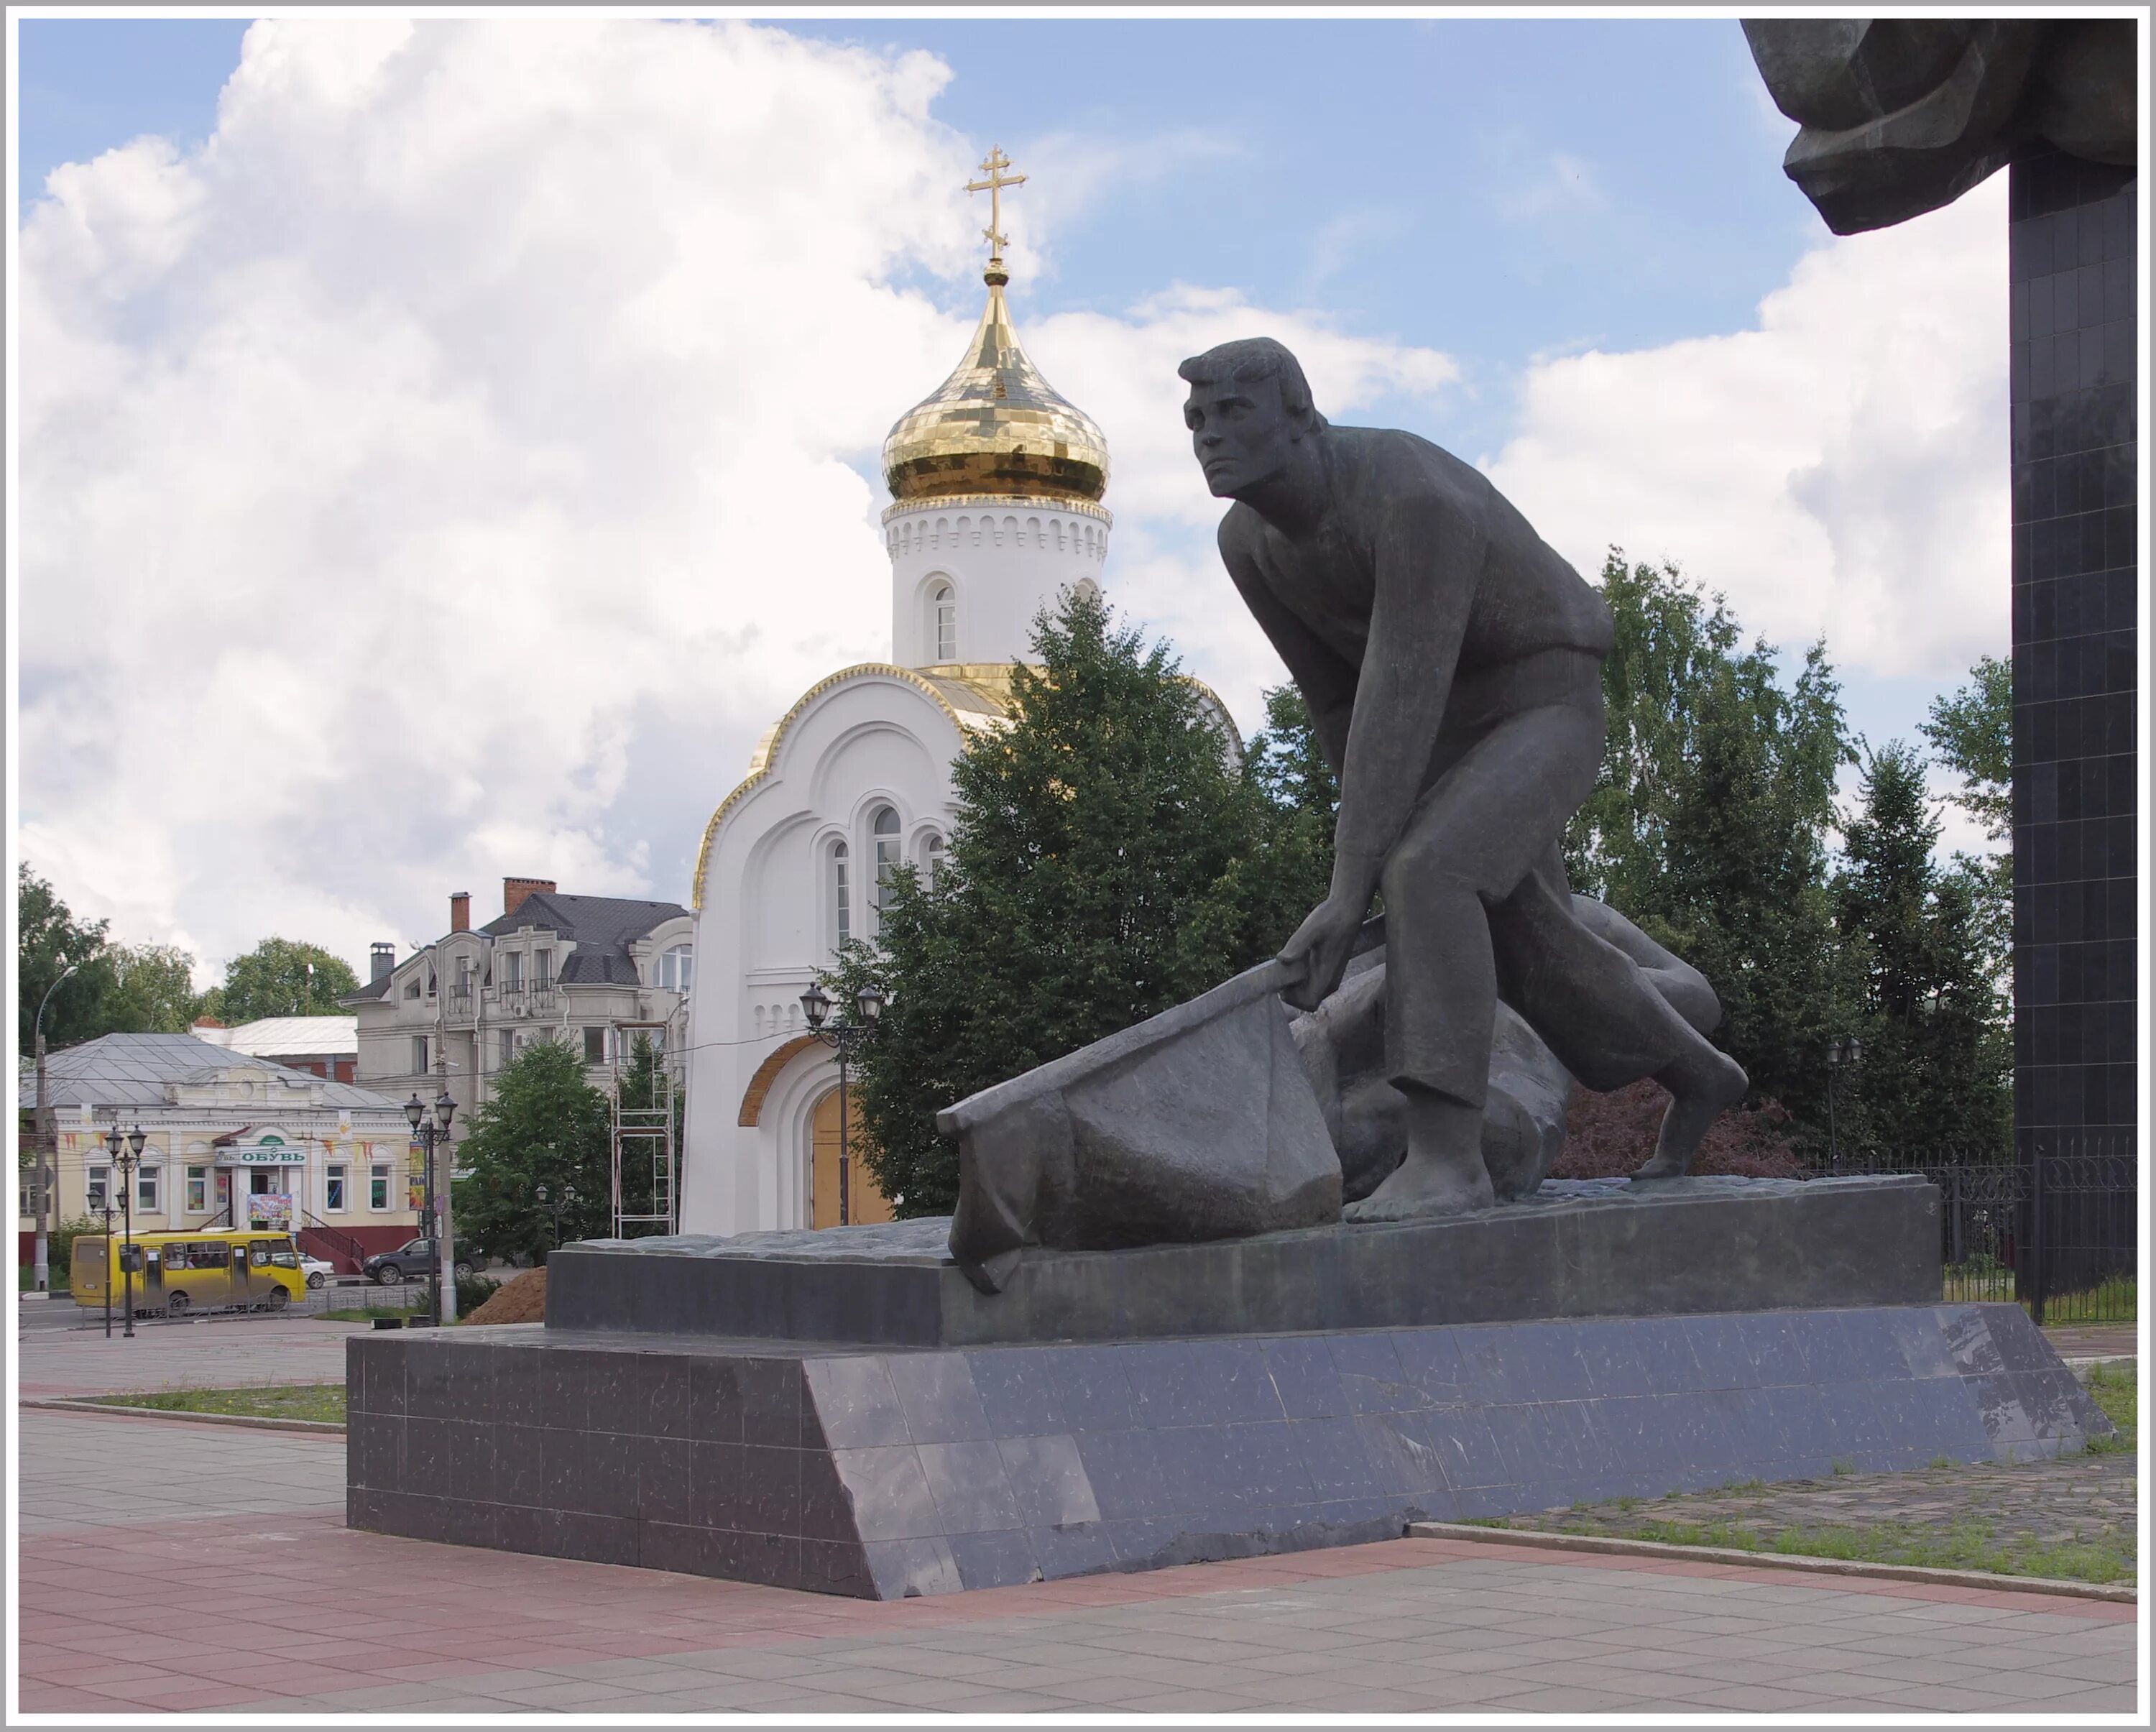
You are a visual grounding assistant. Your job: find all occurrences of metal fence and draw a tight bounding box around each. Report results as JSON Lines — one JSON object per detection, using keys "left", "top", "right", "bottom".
{"left": 1811, "top": 1136, "right": 2138, "bottom": 1325}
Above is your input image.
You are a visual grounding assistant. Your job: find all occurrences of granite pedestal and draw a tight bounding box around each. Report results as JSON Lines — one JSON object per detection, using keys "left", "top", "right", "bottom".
{"left": 346, "top": 1177, "right": 2114, "bottom": 1598}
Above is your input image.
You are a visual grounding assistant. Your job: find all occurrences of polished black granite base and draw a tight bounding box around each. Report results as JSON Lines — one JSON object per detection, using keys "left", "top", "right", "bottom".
{"left": 548, "top": 1175, "right": 1943, "bottom": 1346}
{"left": 346, "top": 1302, "right": 2112, "bottom": 1599}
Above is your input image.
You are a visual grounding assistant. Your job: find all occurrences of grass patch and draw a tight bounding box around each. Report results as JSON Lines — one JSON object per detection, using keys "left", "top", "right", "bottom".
{"left": 83, "top": 1384, "right": 346, "bottom": 1424}
{"left": 2080, "top": 1360, "right": 2136, "bottom": 1456}
{"left": 1529, "top": 1502, "right": 2134, "bottom": 1587}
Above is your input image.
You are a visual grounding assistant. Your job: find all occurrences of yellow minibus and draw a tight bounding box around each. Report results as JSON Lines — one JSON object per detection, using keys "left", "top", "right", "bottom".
{"left": 70, "top": 1230, "right": 309, "bottom": 1318}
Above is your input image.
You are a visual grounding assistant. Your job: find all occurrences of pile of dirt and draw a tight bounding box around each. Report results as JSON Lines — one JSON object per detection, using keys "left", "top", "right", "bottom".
{"left": 1552, "top": 1078, "right": 1809, "bottom": 1180}
{"left": 461, "top": 1266, "right": 545, "bottom": 1325}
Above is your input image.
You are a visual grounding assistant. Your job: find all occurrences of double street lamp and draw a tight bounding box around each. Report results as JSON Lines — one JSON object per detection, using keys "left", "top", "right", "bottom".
{"left": 102, "top": 1123, "right": 147, "bottom": 1339}
{"left": 1825, "top": 1036, "right": 1864, "bottom": 1171}
{"left": 403, "top": 1089, "right": 456, "bottom": 1327}
{"left": 534, "top": 1182, "right": 573, "bottom": 1253}
{"left": 798, "top": 980, "right": 885, "bottom": 1227}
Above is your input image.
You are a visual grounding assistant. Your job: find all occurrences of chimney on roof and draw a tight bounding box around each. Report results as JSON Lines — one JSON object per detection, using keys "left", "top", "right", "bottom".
{"left": 504, "top": 877, "right": 557, "bottom": 921}
{"left": 370, "top": 941, "right": 396, "bottom": 981}
{"left": 450, "top": 892, "right": 471, "bottom": 934}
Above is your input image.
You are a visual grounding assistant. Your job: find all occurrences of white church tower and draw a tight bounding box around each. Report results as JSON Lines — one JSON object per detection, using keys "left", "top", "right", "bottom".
{"left": 679, "top": 150, "right": 1115, "bottom": 1236}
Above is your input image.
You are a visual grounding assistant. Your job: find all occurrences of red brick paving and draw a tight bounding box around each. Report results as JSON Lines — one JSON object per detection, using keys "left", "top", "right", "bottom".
{"left": 18, "top": 1508, "right": 2132, "bottom": 1714}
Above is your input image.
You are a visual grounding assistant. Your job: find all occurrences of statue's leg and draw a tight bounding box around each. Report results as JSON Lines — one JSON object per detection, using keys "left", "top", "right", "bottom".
{"left": 1346, "top": 706, "right": 1601, "bottom": 1222}
{"left": 1492, "top": 865, "right": 1749, "bottom": 1179}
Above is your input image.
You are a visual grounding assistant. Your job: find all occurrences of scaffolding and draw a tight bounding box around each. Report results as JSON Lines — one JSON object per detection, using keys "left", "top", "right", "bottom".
{"left": 608, "top": 1021, "right": 679, "bottom": 1238}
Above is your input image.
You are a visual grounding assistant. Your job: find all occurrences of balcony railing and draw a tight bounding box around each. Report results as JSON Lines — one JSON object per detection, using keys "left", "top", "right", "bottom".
{"left": 494, "top": 982, "right": 558, "bottom": 1016}
{"left": 443, "top": 990, "right": 476, "bottom": 1023}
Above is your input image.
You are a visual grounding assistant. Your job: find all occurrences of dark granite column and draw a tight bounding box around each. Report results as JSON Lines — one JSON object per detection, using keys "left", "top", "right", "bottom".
{"left": 2009, "top": 148, "right": 2137, "bottom": 1165}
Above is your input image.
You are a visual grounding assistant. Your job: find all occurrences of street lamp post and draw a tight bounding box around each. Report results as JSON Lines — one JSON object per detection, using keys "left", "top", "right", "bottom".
{"left": 798, "top": 980, "right": 884, "bottom": 1227}
{"left": 100, "top": 1198, "right": 115, "bottom": 1339}
{"left": 1825, "top": 1036, "right": 1864, "bottom": 1172}
{"left": 534, "top": 1184, "right": 569, "bottom": 1253}
{"left": 105, "top": 1123, "right": 146, "bottom": 1337}
{"left": 403, "top": 1090, "right": 456, "bottom": 1327}
{"left": 31, "top": 955, "right": 82, "bottom": 1294}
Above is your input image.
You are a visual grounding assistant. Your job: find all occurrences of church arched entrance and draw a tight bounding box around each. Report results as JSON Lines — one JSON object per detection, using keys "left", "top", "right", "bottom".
{"left": 809, "top": 1088, "right": 895, "bottom": 1228}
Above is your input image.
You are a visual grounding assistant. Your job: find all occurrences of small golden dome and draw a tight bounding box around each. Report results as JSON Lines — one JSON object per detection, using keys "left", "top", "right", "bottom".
{"left": 882, "top": 274, "right": 1110, "bottom": 506}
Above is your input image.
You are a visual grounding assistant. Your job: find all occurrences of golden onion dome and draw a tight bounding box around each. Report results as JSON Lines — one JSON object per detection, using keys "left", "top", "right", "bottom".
{"left": 882, "top": 269, "right": 1111, "bottom": 507}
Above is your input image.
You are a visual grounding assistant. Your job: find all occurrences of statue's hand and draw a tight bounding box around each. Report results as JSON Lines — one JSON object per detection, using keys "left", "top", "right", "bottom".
{"left": 1278, "top": 892, "right": 1365, "bottom": 1013}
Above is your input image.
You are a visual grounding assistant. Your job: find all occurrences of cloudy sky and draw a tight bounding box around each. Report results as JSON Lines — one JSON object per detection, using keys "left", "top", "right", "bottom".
{"left": 16, "top": 14, "right": 2011, "bottom": 985}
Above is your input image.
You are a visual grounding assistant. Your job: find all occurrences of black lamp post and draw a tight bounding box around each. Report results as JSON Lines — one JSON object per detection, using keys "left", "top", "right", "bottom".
{"left": 99, "top": 1193, "right": 116, "bottom": 1340}
{"left": 798, "top": 980, "right": 885, "bottom": 1226}
{"left": 535, "top": 1183, "right": 569, "bottom": 1253}
{"left": 105, "top": 1123, "right": 146, "bottom": 1337}
{"left": 403, "top": 1088, "right": 456, "bottom": 1326}
{"left": 1825, "top": 1036, "right": 1864, "bottom": 1172}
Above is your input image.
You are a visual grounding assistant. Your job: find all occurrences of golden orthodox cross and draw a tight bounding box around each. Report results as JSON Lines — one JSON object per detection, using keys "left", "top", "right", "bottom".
{"left": 965, "top": 147, "right": 1026, "bottom": 263}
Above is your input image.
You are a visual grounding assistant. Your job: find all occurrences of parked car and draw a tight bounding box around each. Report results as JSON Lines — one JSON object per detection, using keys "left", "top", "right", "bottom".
{"left": 297, "top": 1253, "right": 336, "bottom": 1289}
{"left": 364, "top": 1238, "right": 474, "bottom": 1286}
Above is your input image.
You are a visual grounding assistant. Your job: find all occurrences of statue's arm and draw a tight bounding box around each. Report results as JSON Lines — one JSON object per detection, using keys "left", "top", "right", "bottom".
{"left": 1217, "top": 520, "right": 1355, "bottom": 778}
{"left": 1331, "top": 496, "right": 1480, "bottom": 903}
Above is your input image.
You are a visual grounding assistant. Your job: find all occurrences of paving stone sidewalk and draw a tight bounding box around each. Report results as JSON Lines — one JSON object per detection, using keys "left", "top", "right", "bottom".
{"left": 1489, "top": 1447, "right": 2136, "bottom": 1563}
{"left": 16, "top": 1408, "right": 2137, "bottom": 1715}
{"left": 14, "top": 1311, "right": 369, "bottom": 1399}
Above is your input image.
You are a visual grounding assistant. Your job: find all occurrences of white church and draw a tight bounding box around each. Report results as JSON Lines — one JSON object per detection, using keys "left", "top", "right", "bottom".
{"left": 679, "top": 155, "right": 1125, "bottom": 1236}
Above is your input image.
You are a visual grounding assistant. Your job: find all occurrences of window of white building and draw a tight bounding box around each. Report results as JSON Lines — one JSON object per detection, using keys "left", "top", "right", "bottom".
{"left": 369, "top": 1164, "right": 390, "bottom": 1211}
{"left": 872, "top": 806, "right": 901, "bottom": 918}
{"left": 534, "top": 948, "right": 553, "bottom": 988}
{"left": 499, "top": 1028, "right": 515, "bottom": 1071}
{"left": 411, "top": 1035, "right": 429, "bottom": 1074}
{"left": 832, "top": 841, "right": 852, "bottom": 947}
{"left": 137, "top": 1166, "right": 160, "bottom": 1213}
{"left": 186, "top": 1166, "right": 208, "bottom": 1212}
{"left": 929, "top": 581, "right": 957, "bottom": 661}
{"left": 500, "top": 950, "right": 523, "bottom": 990}
{"left": 326, "top": 1165, "right": 347, "bottom": 1212}
{"left": 88, "top": 1166, "right": 109, "bottom": 1212}
{"left": 660, "top": 944, "right": 694, "bottom": 993}
{"left": 584, "top": 1026, "right": 609, "bottom": 1064}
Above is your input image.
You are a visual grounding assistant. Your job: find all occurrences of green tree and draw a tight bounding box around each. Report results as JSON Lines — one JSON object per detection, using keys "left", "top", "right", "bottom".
{"left": 1920, "top": 653, "right": 2011, "bottom": 842}
{"left": 1917, "top": 653, "right": 2013, "bottom": 1010}
{"left": 1833, "top": 741, "right": 2012, "bottom": 1149}
{"left": 1179, "top": 683, "right": 1341, "bottom": 975}
{"left": 17, "top": 863, "right": 117, "bottom": 1054}
{"left": 828, "top": 588, "right": 1299, "bottom": 1216}
{"left": 451, "top": 1038, "right": 613, "bottom": 1264}
{"left": 216, "top": 938, "right": 360, "bottom": 1023}
{"left": 100, "top": 944, "right": 207, "bottom": 1034}
{"left": 1565, "top": 553, "right": 1859, "bottom": 1128}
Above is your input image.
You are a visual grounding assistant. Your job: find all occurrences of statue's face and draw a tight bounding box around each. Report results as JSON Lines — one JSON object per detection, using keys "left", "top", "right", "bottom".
{"left": 1184, "top": 373, "right": 1298, "bottom": 499}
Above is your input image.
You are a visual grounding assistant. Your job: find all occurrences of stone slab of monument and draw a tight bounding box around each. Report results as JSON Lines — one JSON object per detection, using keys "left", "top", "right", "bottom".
{"left": 545, "top": 1176, "right": 1940, "bottom": 1347}
{"left": 348, "top": 1296, "right": 2112, "bottom": 1600}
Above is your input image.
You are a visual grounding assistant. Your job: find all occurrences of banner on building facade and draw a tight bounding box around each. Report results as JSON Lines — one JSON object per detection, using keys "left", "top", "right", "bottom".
{"left": 247, "top": 1192, "right": 293, "bottom": 1231}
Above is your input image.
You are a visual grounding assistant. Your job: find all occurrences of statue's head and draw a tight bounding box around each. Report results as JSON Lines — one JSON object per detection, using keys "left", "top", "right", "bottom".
{"left": 1178, "top": 338, "right": 1327, "bottom": 501}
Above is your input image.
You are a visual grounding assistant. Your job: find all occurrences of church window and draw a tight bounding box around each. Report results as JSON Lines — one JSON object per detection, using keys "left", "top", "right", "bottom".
{"left": 660, "top": 944, "right": 694, "bottom": 993}
{"left": 872, "top": 806, "right": 902, "bottom": 918}
{"left": 929, "top": 581, "right": 957, "bottom": 662}
{"left": 832, "top": 841, "right": 852, "bottom": 947}
{"left": 923, "top": 832, "right": 946, "bottom": 890}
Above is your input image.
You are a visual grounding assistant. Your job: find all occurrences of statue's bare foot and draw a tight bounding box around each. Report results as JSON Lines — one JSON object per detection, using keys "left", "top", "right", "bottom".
{"left": 1345, "top": 1153, "right": 1497, "bottom": 1220}
{"left": 1632, "top": 1046, "right": 1749, "bottom": 1180}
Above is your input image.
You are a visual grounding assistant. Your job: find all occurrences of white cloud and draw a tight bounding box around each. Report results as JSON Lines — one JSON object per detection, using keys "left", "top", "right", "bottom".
{"left": 1485, "top": 175, "right": 2009, "bottom": 680}
{"left": 19, "top": 17, "right": 1457, "bottom": 979}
